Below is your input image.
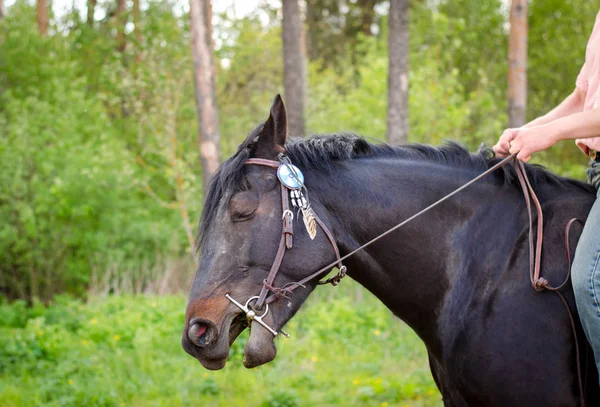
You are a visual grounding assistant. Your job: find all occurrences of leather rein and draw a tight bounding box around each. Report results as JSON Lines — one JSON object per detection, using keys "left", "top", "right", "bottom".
{"left": 225, "top": 153, "right": 586, "bottom": 406}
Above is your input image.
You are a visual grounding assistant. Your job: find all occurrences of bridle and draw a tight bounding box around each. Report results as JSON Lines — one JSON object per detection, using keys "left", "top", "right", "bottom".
{"left": 226, "top": 155, "right": 347, "bottom": 337}
{"left": 225, "top": 153, "right": 587, "bottom": 406}
{"left": 225, "top": 153, "right": 523, "bottom": 334}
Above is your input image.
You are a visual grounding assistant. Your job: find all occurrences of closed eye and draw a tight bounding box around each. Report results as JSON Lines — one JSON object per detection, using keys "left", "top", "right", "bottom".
{"left": 232, "top": 209, "right": 257, "bottom": 222}
{"left": 229, "top": 190, "right": 259, "bottom": 222}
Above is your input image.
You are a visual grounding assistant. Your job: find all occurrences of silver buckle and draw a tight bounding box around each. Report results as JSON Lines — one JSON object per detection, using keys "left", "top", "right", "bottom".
{"left": 225, "top": 294, "right": 290, "bottom": 338}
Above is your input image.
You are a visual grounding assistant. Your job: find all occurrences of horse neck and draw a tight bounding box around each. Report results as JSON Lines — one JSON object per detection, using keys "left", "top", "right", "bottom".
{"left": 308, "top": 158, "right": 500, "bottom": 349}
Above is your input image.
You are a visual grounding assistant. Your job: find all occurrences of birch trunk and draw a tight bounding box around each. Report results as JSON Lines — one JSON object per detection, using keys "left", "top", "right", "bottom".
{"left": 282, "top": 0, "right": 306, "bottom": 137}
{"left": 189, "top": 0, "right": 221, "bottom": 191}
{"left": 508, "top": 0, "right": 528, "bottom": 127}
{"left": 386, "top": 0, "right": 409, "bottom": 145}
{"left": 87, "top": 0, "right": 96, "bottom": 26}
{"left": 37, "top": 0, "right": 48, "bottom": 37}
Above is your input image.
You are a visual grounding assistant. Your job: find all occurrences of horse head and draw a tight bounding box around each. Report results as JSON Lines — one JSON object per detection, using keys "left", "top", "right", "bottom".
{"left": 182, "top": 96, "right": 341, "bottom": 369}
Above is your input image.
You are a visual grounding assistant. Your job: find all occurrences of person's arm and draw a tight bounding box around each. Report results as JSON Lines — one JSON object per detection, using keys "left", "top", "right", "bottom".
{"left": 507, "top": 106, "right": 600, "bottom": 161}
{"left": 493, "top": 87, "right": 586, "bottom": 156}
{"left": 523, "top": 87, "right": 587, "bottom": 127}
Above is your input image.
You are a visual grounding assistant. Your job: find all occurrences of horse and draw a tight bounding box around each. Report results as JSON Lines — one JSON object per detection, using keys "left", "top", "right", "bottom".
{"left": 182, "top": 96, "right": 600, "bottom": 406}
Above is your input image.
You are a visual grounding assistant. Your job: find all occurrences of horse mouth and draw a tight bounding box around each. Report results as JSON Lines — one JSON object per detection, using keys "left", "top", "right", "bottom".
{"left": 184, "top": 312, "right": 248, "bottom": 370}
{"left": 184, "top": 308, "right": 280, "bottom": 370}
{"left": 228, "top": 313, "right": 248, "bottom": 345}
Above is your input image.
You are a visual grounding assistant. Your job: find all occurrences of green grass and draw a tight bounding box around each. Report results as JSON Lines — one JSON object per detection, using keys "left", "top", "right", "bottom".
{"left": 0, "top": 281, "right": 442, "bottom": 407}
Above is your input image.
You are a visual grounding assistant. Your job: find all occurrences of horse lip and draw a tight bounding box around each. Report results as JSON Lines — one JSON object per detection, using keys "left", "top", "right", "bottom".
{"left": 198, "top": 355, "right": 228, "bottom": 371}
{"left": 195, "top": 313, "right": 248, "bottom": 369}
{"left": 243, "top": 320, "right": 278, "bottom": 368}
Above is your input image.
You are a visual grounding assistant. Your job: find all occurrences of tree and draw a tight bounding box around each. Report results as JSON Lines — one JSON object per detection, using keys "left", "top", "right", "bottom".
{"left": 189, "top": 0, "right": 220, "bottom": 191}
{"left": 386, "top": 0, "right": 409, "bottom": 145}
{"left": 305, "top": 0, "right": 384, "bottom": 67}
{"left": 508, "top": 0, "right": 527, "bottom": 127}
{"left": 116, "top": 0, "right": 126, "bottom": 52}
{"left": 37, "top": 0, "right": 48, "bottom": 36}
{"left": 87, "top": 0, "right": 96, "bottom": 26}
{"left": 357, "top": 0, "right": 377, "bottom": 36}
{"left": 282, "top": 0, "right": 306, "bottom": 137}
{"left": 0, "top": 0, "right": 4, "bottom": 20}
{"left": 133, "top": 0, "right": 142, "bottom": 62}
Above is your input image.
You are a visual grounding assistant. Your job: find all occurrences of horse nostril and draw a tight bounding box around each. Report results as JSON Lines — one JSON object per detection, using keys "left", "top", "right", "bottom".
{"left": 188, "top": 320, "right": 214, "bottom": 347}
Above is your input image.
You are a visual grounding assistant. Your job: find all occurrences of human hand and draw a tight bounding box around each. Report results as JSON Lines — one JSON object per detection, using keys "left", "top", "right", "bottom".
{"left": 507, "top": 126, "right": 560, "bottom": 162}
{"left": 492, "top": 128, "right": 519, "bottom": 157}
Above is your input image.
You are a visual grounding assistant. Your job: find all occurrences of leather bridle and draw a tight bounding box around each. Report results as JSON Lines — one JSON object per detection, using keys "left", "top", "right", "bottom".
{"left": 224, "top": 153, "right": 586, "bottom": 406}
{"left": 226, "top": 156, "right": 347, "bottom": 337}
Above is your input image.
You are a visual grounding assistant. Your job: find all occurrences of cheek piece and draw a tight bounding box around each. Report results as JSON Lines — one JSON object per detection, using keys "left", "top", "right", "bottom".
{"left": 225, "top": 155, "right": 347, "bottom": 338}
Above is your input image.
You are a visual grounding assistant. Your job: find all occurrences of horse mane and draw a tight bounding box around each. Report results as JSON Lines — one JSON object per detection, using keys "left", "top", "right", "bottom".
{"left": 197, "top": 132, "right": 593, "bottom": 249}
{"left": 284, "top": 134, "right": 592, "bottom": 193}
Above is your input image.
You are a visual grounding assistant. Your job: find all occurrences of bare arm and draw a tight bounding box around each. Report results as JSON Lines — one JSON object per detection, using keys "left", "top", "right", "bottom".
{"left": 523, "top": 87, "right": 587, "bottom": 127}
{"left": 546, "top": 106, "right": 600, "bottom": 141}
{"left": 507, "top": 106, "right": 600, "bottom": 161}
{"left": 493, "top": 87, "right": 586, "bottom": 156}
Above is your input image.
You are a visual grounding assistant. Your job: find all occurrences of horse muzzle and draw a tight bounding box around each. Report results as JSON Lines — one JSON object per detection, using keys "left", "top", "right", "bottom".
{"left": 182, "top": 295, "right": 247, "bottom": 370}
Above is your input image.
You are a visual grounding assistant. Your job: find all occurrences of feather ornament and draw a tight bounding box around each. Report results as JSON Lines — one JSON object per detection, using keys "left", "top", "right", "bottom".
{"left": 301, "top": 204, "right": 317, "bottom": 240}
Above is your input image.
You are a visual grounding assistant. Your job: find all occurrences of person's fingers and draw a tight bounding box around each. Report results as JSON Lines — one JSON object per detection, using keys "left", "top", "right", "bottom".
{"left": 498, "top": 129, "right": 517, "bottom": 153}
{"left": 498, "top": 140, "right": 510, "bottom": 152}
{"left": 516, "top": 145, "right": 531, "bottom": 161}
{"left": 493, "top": 144, "right": 509, "bottom": 157}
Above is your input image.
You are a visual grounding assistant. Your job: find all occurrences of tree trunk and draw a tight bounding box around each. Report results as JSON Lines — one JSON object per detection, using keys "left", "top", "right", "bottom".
{"left": 305, "top": 0, "right": 318, "bottom": 60}
{"left": 189, "top": 0, "right": 221, "bottom": 190}
{"left": 358, "top": 0, "right": 377, "bottom": 36}
{"left": 87, "top": 0, "right": 96, "bottom": 26}
{"left": 282, "top": 0, "right": 306, "bottom": 137}
{"left": 37, "top": 0, "right": 48, "bottom": 37}
{"left": 132, "top": 0, "right": 143, "bottom": 61}
{"left": 116, "top": 0, "right": 126, "bottom": 52}
{"left": 508, "top": 0, "right": 528, "bottom": 127}
{"left": 203, "top": 0, "right": 216, "bottom": 80}
{"left": 0, "top": 0, "right": 4, "bottom": 20}
{"left": 386, "top": 0, "right": 409, "bottom": 145}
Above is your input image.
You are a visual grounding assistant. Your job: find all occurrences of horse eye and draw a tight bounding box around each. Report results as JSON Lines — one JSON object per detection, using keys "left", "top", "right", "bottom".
{"left": 229, "top": 191, "right": 259, "bottom": 222}
{"left": 232, "top": 208, "right": 257, "bottom": 222}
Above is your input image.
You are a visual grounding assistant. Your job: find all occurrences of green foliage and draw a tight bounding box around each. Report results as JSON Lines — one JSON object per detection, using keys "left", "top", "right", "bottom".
{"left": 0, "top": 283, "right": 442, "bottom": 407}
{"left": 528, "top": 0, "right": 600, "bottom": 119}
{"left": 437, "top": 0, "right": 507, "bottom": 95}
{"left": 261, "top": 390, "right": 300, "bottom": 407}
{"left": 216, "top": 11, "right": 284, "bottom": 156}
{"left": 308, "top": 4, "right": 506, "bottom": 148}
{"left": 0, "top": 3, "right": 195, "bottom": 300}
{"left": 528, "top": 0, "right": 600, "bottom": 165}
{"left": 304, "top": 0, "right": 386, "bottom": 70}
{"left": 2, "top": 1, "right": 598, "bottom": 405}
{"left": 1, "top": 0, "right": 598, "bottom": 301}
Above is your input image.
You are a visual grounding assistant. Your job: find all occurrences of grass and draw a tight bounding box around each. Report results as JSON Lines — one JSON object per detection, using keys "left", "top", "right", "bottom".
{"left": 0, "top": 280, "right": 442, "bottom": 407}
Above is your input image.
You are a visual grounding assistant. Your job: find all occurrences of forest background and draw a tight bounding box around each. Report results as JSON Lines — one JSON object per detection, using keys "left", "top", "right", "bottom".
{"left": 0, "top": 1, "right": 598, "bottom": 406}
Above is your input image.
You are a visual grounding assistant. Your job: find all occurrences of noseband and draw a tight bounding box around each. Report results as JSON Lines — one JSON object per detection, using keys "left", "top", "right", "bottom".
{"left": 225, "top": 155, "right": 347, "bottom": 337}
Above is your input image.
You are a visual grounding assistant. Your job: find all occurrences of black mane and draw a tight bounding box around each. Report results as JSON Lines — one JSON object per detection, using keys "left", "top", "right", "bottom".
{"left": 196, "top": 133, "right": 593, "bottom": 249}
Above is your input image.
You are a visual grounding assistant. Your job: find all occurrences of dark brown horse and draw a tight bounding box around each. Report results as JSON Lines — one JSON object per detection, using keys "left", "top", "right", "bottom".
{"left": 182, "top": 96, "right": 600, "bottom": 406}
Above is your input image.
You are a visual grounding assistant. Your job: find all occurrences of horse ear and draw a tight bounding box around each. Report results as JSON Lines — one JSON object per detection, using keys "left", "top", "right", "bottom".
{"left": 252, "top": 95, "right": 287, "bottom": 159}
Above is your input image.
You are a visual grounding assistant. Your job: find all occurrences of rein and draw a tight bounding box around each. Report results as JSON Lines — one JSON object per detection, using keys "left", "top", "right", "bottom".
{"left": 227, "top": 153, "right": 586, "bottom": 406}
